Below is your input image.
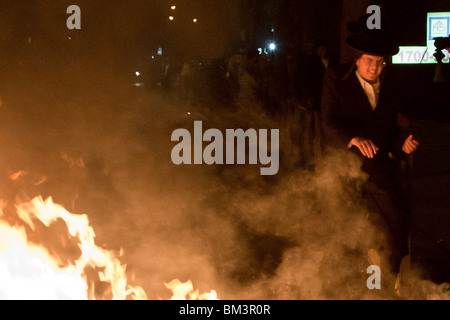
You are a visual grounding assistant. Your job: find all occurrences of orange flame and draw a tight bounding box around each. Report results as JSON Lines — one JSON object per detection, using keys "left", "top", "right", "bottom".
{"left": 0, "top": 203, "right": 88, "bottom": 299}
{"left": 0, "top": 195, "right": 217, "bottom": 300}
{"left": 1, "top": 196, "right": 146, "bottom": 300}
{"left": 165, "top": 279, "right": 219, "bottom": 300}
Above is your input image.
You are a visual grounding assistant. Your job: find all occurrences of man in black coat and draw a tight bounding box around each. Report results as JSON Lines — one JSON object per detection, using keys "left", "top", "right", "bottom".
{"left": 321, "top": 21, "right": 420, "bottom": 276}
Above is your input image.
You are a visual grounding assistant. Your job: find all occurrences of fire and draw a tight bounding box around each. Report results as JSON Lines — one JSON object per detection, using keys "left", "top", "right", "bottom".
{"left": 0, "top": 195, "right": 218, "bottom": 300}
{"left": 165, "top": 279, "right": 219, "bottom": 300}
{"left": 1, "top": 195, "right": 146, "bottom": 300}
{"left": 0, "top": 218, "right": 88, "bottom": 299}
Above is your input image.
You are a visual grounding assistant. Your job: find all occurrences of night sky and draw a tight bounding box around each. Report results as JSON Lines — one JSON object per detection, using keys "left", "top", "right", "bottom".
{"left": 2, "top": 1, "right": 450, "bottom": 64}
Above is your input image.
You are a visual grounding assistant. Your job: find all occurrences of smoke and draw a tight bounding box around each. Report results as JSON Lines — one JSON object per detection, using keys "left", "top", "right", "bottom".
{"left": 0, "top": 61, "right": 379, "bottom": 299}
{"left": 0, "top": 61, "right": 446, "bottom": 300}
{"left": 0, "top": 1, "right": 448, "bottom": 301}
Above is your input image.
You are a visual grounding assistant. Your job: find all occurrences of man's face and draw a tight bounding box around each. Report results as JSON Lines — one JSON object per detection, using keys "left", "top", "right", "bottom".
{"left": 356, "top": 54, "right": 386, "bottom": 82}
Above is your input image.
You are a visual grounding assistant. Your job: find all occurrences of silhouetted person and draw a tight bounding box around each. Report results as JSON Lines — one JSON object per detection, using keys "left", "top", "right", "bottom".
{"left": 300, "top": 41, "right": 337, "bottom": 111}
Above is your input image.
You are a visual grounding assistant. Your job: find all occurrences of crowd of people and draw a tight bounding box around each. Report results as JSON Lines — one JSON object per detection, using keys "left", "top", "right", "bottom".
{"left": 143, "top": 43, "right": 335, "bottom": 119}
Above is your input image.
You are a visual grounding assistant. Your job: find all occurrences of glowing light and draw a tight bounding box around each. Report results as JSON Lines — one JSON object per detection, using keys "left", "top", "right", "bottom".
{"left": 165, "top": 279, "right": 219, "bottom": 300}
{"left": 193, "top": 18, "right": 198, "bottom": 23}
{"left": 171, "top": 6, "right": 176, "bottom": 10}
{"left": 269, "top": 42, "right": 276, "bottom": 51}
{"left": 135, "top": 71, "right": 140, "bottom": 77}
{"left": 0, "top": 196, "right": 147, "bottom": 300}
{"left": 169, "top": 16, "right": 174, "bottom": 21}
{"left": 0, "top": 194, "right": 220, "bottom": 300}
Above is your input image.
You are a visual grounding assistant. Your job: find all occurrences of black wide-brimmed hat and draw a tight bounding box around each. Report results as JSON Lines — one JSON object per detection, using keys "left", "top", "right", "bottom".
{"left": 346, "top": 15, "right": 399, "bottom": 57}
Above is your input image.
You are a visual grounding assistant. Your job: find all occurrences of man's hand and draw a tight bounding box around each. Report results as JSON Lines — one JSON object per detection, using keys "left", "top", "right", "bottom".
{"left": 350, "top": 137, "right": 379, "bottom": 159}
{"left": 402, "top": 135, "right": 420, "bottom": 154}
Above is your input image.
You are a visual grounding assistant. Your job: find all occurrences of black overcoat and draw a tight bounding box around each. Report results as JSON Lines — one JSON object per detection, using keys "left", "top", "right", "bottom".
{"left": 321, "top": 62, "right": 406, "bottom": 182}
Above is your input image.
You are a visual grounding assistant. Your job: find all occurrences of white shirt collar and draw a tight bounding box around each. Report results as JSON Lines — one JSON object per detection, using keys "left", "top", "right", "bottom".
{"left": 355, "top": 70, "right": 380, "bottom": 110}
